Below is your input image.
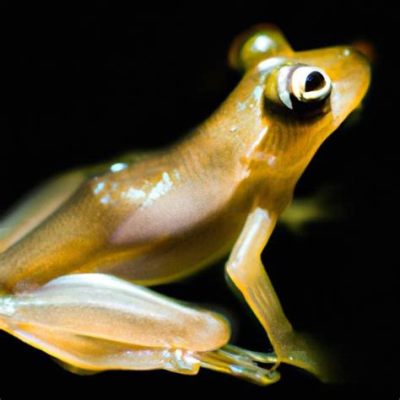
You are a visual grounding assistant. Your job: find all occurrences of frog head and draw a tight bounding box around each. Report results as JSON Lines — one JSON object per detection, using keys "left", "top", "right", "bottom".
{"left": 227, "top": 25, "right": 370, "bottom": 204}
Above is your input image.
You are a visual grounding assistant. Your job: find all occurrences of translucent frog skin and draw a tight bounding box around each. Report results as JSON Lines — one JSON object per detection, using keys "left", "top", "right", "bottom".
{"left": 0, "top": 26, "right": 370, "bottom": 385}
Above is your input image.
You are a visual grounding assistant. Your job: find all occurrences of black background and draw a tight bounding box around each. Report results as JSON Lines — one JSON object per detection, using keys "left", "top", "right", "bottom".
{"left": 0, "top": 3, "right": 398, "bottom": 399}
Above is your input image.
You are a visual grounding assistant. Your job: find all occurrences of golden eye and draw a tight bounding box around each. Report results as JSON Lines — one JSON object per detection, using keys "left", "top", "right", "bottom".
{"left": 277, "top": 65, "right": 332, "bottom": 110}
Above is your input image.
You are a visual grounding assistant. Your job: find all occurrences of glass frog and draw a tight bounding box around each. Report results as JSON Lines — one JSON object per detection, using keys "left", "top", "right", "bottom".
{"left": 0, "top": 25, "right": 370, "bottom": 385}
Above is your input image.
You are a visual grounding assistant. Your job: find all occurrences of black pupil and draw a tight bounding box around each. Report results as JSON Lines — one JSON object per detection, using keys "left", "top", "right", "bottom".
{"left": 305, "top": 71, "right": 325, "bottom": 92}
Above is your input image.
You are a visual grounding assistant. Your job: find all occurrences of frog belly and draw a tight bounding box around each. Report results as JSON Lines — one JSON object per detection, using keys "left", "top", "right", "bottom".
{"left": 99, "top": 208, "right": 246, "bottom": 285}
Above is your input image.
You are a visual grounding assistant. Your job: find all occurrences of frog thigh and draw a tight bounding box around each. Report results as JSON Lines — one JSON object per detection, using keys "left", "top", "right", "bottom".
{"left": 0, "top": 273, "right": 230, "bottom": 375}
{"left": 0, "top": 170, "right": 87, "bottom": 252}
{"left": 0, "top": 150, "right": 153, "bottom": 253}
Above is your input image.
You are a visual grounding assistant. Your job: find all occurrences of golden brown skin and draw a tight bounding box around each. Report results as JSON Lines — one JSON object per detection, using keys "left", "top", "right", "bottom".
{"left": 0, "top": 25, "right": 370, "bottom": 384}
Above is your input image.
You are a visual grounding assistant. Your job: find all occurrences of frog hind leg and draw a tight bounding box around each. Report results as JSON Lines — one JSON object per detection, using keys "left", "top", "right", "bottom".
{"left": 54, "top": 359, "right": 100, "bottom": 376}
{"left": 0, "top": 170, "right": 88, "bottom": 253}
{"left": 0, "top": 151, "right": 156, "bottom": 254}
{"left": 195, "top": 344, "right": 280, "bottom": 385}
{"left": 7, "top": 327, "right": 279, "bottom": 384}
{"left": 0, "top": 273, "right": 279, "bottom": 385}
{"left": 6, "top": 326, "right": 202, "bottom": 376}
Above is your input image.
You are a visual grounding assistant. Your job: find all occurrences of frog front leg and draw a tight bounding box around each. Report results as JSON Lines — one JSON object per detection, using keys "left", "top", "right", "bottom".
{"left": 225, "top": 207, "right": 333, "bottom": 381}
{"left": 279, "top": 187, "right": 340, "bottom": 234}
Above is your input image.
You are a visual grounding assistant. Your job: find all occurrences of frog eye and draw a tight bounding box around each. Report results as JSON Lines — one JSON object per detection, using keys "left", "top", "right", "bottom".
{"left": 277, "top": 65, "right": 332, "bottom": 110}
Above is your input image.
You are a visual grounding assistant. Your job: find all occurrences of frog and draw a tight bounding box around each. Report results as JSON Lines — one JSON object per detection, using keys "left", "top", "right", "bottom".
{"left": 0, "top": 25, "right": 370, "bottom": 385}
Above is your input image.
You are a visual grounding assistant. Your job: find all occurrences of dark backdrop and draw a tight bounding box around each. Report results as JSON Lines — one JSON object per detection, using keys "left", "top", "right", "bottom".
{"left": 0, "top": 3, "right": 397, "bottom": 399}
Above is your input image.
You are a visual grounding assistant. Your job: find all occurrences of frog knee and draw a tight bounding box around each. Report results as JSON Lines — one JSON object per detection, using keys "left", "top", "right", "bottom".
{"left": 188, "top": 310, "right": 231, "bottom": 352}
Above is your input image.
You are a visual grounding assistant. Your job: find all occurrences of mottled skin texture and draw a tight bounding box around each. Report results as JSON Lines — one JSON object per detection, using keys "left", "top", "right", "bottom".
{"left": 0, "top": 25, "right": 370, "bottom": 384}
